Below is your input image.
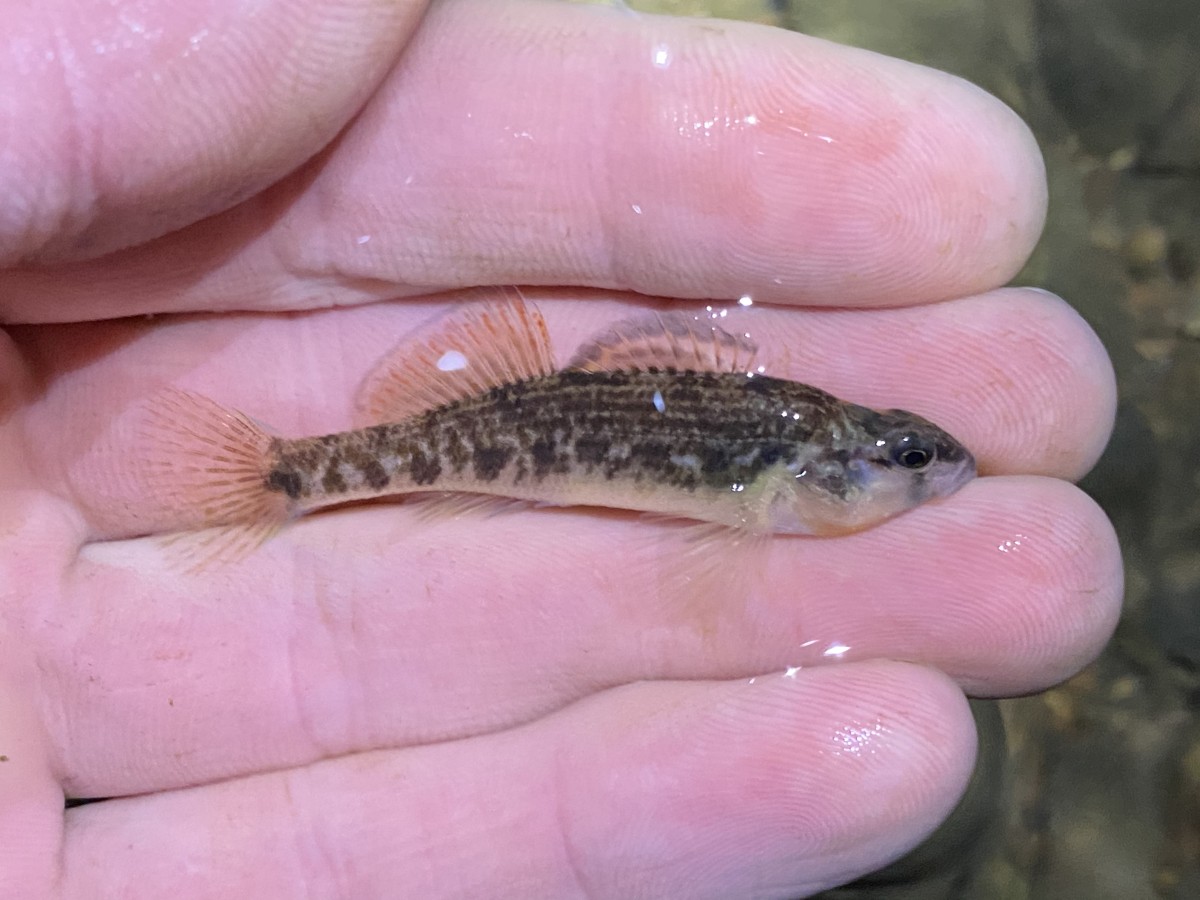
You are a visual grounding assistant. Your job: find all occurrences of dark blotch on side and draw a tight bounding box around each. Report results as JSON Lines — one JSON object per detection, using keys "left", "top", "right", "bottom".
{"left": 473, "top": 445, "right": 514, "bottom": 482}
{"left": 759, "top": 443, "right": 786, "bottom": 466}
{"left": 360, "top": 458, "right": 390, "bottom": 490}
{"left": 530, "top": 439, "right": 558, "bottom": 479}
{"left": 445, "top": 430, "right": 470, "bottom": 473}
{"left": 266, "top": 467, "right": 303, "bottom": 499}
{"left": 322, "top": 465, "right": 347, "bottom": 493}
{"left": 409, "top": 448, "right": 442, "bottom": 486}
{"left": 700, "top": 445, "right": 732, "bottom": 475}
{"left": 574, "top": 435, "right": 611, "bottom": 468}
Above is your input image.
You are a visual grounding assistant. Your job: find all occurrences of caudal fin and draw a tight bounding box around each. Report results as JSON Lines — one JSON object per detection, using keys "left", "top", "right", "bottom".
{"left": 138, "top": 389, "right": 291, "bottom": 567}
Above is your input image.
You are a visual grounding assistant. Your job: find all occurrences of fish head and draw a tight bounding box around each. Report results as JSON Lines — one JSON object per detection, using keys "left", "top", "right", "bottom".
{"left": 769, "top": 405, "right": 976, "bottom": 535}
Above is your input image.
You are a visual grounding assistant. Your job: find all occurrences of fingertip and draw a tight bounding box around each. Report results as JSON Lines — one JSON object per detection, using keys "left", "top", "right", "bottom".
{"left": 617, "top": 23, "right": 1049, "bottom": 305}
{"left": 758, "top": 660, "right": 978, "bottom": 835}
{"left": 906, "top": 475, "right": 1123, "bottom": 696}
{"left": 558, "top": 663, "right": 976, "bottom": 897}
{"left": 987, "top": 477, "right": 1123, "bottom": 691}
{"left": 762, "top": 474, "right": 1123, "bottom": 699}
{"left": 965, "top": 288, "right": 1117, "bottom": 481}
{"left": 843, "top": 286, "right": 1116, "bottom": 481}
{"left": 914, "top": 66, "right": 1048, "bottom": 293}
{"left": 781, "top": 660, "right": 979, "bottom": 854}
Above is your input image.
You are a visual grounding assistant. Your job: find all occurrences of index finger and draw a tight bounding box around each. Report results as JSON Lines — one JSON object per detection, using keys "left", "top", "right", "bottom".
{"left": 0, "top": 0, "right": 1046, "bottom": 322}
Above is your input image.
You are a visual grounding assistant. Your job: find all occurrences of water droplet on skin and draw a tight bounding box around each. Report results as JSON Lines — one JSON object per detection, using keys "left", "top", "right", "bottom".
{"left": 652, "top": 43, "right": 671, "bottom": 68}
{"left": 997, "top": 534, "right": 1028, "bottom": 554}
{"left": 830, "top": 719, "right": 886, "bottom": 757}
{"left": 356, "top": 235, "right": 371, "bottom": 245}
{"left": 792, "top": 637, "right": 852, "bottom": 665}
{"left": 436, "top": 350, "right": 468, "bottom": 372}
{"left": 823, "top": 642, "right": 851, "bottom": 659}
{"left": 738, "top": 295, "right": 754, "bottom": 307}
{"left": 651, "top": 389, "right": 665, "bottom": 413}
{"left": 785, "top": 124, "right": 836, "bottom": 145}
{"left": 783, "top": 665, "right": 802, "bottom": 679}
{"left": 631, "top": 203, "right": 643, "bottom": 215}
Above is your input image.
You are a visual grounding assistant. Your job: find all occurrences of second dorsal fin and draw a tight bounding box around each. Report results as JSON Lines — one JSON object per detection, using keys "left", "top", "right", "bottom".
{"left": 567, "top": 310, "right": 761, "bottom": 374}
{"left": 356, "top": 287, "right": 557, "bottom": 425}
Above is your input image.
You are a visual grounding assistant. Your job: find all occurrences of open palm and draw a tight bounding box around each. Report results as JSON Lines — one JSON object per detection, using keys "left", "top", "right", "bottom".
{"left": 0, "top": 2, "right": 1121, "bottom": 897}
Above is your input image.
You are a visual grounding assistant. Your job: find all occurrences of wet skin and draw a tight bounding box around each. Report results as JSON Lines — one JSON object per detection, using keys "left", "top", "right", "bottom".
{"left": 0, "top": 2, "right": 1120, "bottom": 898}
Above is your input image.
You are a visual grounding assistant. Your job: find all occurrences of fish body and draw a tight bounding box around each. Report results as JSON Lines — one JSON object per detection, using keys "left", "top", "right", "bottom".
{"left": 143, "top": 292, "right": 976, "bottom": 553}
{"left": 266, "top": 368, "right": 973, "bottom": 536}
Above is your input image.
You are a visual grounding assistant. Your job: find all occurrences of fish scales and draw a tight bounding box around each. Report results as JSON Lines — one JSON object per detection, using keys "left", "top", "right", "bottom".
{"left": 263, "top": 369, "right": 852, "bottom": 510}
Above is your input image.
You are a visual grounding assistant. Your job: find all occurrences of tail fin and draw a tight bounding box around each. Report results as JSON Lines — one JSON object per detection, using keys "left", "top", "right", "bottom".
{"left": 138, "top": 389, "right": 290, "bottom": 567}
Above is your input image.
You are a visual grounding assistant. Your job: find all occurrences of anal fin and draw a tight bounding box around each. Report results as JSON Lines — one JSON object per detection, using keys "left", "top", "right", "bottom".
{"left": 156, "top": 521, "right": 282, "bottom": 574}
{"left": 401, "top": 490, "right": 534, "bottom": 524}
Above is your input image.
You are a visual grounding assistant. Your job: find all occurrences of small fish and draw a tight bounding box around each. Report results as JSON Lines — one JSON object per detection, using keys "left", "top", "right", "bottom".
{"left": 141, "top": 291, "right": 976, "bottom": 559}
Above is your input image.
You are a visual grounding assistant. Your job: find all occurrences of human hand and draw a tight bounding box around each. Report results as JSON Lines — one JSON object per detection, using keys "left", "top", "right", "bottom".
{"left": 0, "top": 1, "right": 1121, "bottom": 897}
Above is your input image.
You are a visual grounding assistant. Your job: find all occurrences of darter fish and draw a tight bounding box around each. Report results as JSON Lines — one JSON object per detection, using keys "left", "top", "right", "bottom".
{"left": 142, "top": 292, "right": 976, "bottom": 558}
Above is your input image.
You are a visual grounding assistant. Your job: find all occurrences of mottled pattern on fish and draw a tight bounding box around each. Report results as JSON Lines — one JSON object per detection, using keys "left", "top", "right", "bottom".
{"left": 267, "top": 369, "right": 838, "bottom": 493}
{"left": 263, "top": 368, "right": 972, "bottom": 533}
{"left": 141, "top": 293, "right": 976, "bottom": 550}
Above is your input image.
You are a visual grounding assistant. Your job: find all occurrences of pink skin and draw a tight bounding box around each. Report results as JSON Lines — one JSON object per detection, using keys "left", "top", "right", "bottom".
{"left": 0, "top": 2, "right": 1119, "bottom": 899}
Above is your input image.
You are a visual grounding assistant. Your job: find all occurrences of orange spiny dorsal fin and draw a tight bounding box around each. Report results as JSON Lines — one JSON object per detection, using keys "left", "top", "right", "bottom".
{"left": 356, "top": 287, "right": 556, "bottom": 426}
{"left": 567, "top": 310, "right": 760, "bottom": 375}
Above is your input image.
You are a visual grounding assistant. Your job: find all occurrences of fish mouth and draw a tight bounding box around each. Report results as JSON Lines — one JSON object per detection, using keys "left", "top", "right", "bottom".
{"left": 932, "top": 449, "right": 978, "bottom": 498}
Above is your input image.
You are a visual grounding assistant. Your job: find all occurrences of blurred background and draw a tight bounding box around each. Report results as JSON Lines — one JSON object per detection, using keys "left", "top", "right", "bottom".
{"left": 614, "top": 1, "right": 1200, "bottom": 897}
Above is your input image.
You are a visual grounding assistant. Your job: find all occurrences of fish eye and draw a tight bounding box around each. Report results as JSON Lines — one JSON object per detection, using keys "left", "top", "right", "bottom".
{"left": 890, "top": 434, "right": 935, "bottom": 470}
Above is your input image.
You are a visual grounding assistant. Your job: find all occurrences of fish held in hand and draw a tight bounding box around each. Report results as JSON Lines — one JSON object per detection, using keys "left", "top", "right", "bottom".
{"left": 140, "top": 292, "right": 976, "bottom": 560}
